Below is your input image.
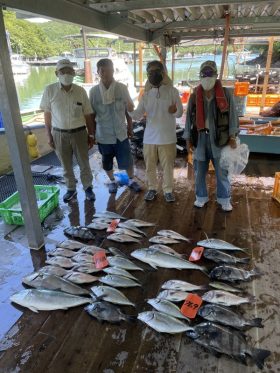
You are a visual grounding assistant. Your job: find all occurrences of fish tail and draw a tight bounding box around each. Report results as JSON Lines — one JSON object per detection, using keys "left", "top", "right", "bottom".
{"left": 248, "top": 317, "right": 264, "bottom": 328}
{"left": 247, "top": 295, "right": 257, "bottom": 303}
{"left": 250, "top": 267, "right": 263, "bottom": 277}
{"left": 238, "top": 257, "right": 251, "bottom": 264}
{"left": 124, "top": 315, "right": 137, "bottom": 323}
{"left": 240, "top": 248, "right": 250, "bottom": 254}
{"left": 250, "top": 348, "right": 271, "bottom": 369}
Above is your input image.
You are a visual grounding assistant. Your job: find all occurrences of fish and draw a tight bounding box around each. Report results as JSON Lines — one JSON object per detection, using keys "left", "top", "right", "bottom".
{"left": 72, "top": 253, "right": 94, "bottom": 263}
{"left": 149, "top": 244, "right": 185, "bottom": 258}
{"left": 114, "top": 228, "right": 142, "bottom": 238}
{"left": 202, "top": 290, "right": 255, "bottom": 306}
{"left": 45, "top": 256, "right": 75, "bottom": 269}
{"left": 186, "top": 322, "right": 270, "bottom": 369}
{"left": 107, "top": 256, "right": 144, "bottom": 271}
{"left": 108, "top": 247, "right": 129, "bottom": 258}
{"left": 147, "top": 298, "right": 189, "bottom": 320}
{"left": 64, "top": 226, "right": 95, "bottom": 241}
{"left": 74, "top": 263, "right": 101, "bottom": 274}
{"left": 80, "top": 246, "right": 108, "bottom": 255}
{"left": 91, "top": 285, "right": 135, "bottom": 307}
{"left": 197, "top": 238, "right": 249, "bottom": 253}
{"left": 92, "top": 218, "right": 114, "bottom": 224}
{"left": 161, "top": 280, "right": 207, "bottom": 292}
{"left": 198, "top": 304, "right": 264, "bottom": 330}
{"left": 93, "top": 211, "right": 126, "bottom": 220}
{"left": 98, "top": 274, "right": 141, "bottom": 288}
{"left": 22, "top": 272, "right": 90, "bottom": 296}
{"left": 63, "top": 272, "right": 99, "bottom": 285}
{"left": 125, "top": 219, "right": 155, "bottom": 227}
{"left": 107, "top": 233, "right": 140, "bottom": 243}
{"left": 38, "top": 266, "right": 69, "bottom": 277}
{"left": 86, "top": 222, "right": 108, "bottom": 230}
{"left": 204, "top": 249, "right": 250, "bottom": 265}
{"left": 57, "top": 239, "right": 85, "bottom": 250}
{"left": 149, "top": 236, "right": 180, "bottom": 245}
{"left": 131, "top": 248, "right": 207, "bottom": 273}
{"left": 137, "top": 311, "right": 190, "bottom": 334}
{"left": 48, "top": 248, "right": 77, "bottom": 258}
{"left": 118, "top": 222, "right": 147, "bottom": 236}
{"left": 157, "top": 290, "right": 189, "bottom": 302}
{"left": 209, "top": 281, "right": 243, "bottom": 293}
{"left": 103, "top": 266, "right": 139, "bottom": 281}
{"left": 157, "top": 230, "right": 190, "bottom": 242}
{"left": 209, "top": 265, "right": 262, "bottom": 283}
{"left": 10, "top": 289, "right": 92, "bottom": 313}
{"left": 85, "top": 301, "right": 136, "bottom": 323}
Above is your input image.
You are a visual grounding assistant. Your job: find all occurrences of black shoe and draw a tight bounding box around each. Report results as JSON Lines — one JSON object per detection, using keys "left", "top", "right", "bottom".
{"left": 108, "top": 181, "right": 118, "bottom": 193}
{"left": 63, "top": 190, "right": 77, "bottom": 203}
{"left": 144, "top": 190, "right": 157, "bottom": 201}
{"left": 85, "top": 187, "right": 95, "bottom": 201}
{"left": 128, "top": 181, "right": 142, "bottom": 192}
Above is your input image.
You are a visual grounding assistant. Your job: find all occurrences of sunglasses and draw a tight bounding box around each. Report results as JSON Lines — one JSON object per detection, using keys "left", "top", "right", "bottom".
{"left": 200, "top": 69, "right": 216, "bottom": 78}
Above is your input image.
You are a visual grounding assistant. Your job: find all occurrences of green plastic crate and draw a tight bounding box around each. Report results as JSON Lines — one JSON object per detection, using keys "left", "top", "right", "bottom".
{"left": 0, "top": 185, "right": 60, "bottom": 225}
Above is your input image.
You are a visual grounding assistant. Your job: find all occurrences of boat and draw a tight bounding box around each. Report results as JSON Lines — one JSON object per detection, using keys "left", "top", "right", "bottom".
{"left": 10, "top": 54, "right": 30, "bottom": 75}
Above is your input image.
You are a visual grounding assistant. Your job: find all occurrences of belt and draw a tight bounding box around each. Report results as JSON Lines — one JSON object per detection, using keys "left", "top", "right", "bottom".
{"left": 53, "top": 126, "right": 86, "bottom": 134}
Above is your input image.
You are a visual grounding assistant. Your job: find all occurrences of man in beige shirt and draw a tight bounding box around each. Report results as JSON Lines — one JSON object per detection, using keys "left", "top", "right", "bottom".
{"left": 40, "top": 59, "right": 95, "bottom": 202}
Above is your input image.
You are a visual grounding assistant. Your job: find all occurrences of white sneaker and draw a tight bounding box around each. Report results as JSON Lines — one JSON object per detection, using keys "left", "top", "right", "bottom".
{"left": 221, "top": 202, "right": 233, "bottom": 211}
{"left": 194, "top": 199, "right": 208, "bottom": 208}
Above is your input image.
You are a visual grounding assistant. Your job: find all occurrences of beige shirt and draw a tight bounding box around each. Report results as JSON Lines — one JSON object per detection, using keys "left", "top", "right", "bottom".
{"left": 40, "top": 82, "right": 93, "bottom": 130}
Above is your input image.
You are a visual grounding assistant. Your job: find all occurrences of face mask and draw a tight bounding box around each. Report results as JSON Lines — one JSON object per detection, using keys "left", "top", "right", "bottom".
{"left": 200, "top": 77, "right": 216, "bottom": 91}
{"left": 58, "top": 74, "right": 74, "bottom": 86}
{"left": 148, "top": 71, "right": 163, "bottom": 87}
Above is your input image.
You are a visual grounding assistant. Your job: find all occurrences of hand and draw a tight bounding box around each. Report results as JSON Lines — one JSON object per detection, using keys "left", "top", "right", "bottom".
{"left": 186, "top": 140, "right": 194, "bottom": 152}
{"left": 229, "top": 137, "right": 237, "bottom": 149}
{"left": 48, "top": 134, "right": 55, "bottom": 149}
{"left": 168, "top": 103, "right": 177, "bottom": 114}
{"left": 88, "top": 135, "right": 95, "bottom": 149}
{"left": 126, "top": 102, "right": 134, "bottom": 112}
{"left": 127, "top": 125, "right": 134, "bottom": 139}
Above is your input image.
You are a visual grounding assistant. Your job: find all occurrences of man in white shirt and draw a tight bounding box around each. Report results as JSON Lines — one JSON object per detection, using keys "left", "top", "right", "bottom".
{"left": 40, "top": 59, "right": 95, "bottom": 203}
{"left": 129, "top": 60, "right": 183, "bottom": 202}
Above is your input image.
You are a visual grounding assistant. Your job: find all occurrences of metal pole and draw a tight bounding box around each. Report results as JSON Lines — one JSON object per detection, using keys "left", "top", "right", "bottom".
{"left": 171, "top": 45, "right": 175, "bottom": 83}
{"left": 260, "top": 37, "right": 274, "bottom": 112}
{"left": 81, "top": 27, "right": 92, "bottom": 83}
{"left": 0, "top": 8, "right": 44, "bottom": 249}
{"left": 139, "top": 43, "right": 143, "bottom": 87}
{"left": 219, "top": 12, "right": 230, "bottom": 81}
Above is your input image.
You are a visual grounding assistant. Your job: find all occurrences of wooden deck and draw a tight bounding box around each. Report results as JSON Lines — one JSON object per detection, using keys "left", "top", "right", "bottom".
{"left": 0, "top": 152, "right": 279, "bottom": 373}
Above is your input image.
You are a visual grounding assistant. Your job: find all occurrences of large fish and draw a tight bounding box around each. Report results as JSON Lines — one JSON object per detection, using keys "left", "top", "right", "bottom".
{"left": 10, "top": 289, "right": 92, "bottom": 313}
{"left": 149, "top": 236, "right": 180, "bottom": 245}
{"left": 86, "top": 222, "right": 108, "bottom": 230}
{"left": 118, "top": 222, "right": 147, "bottom": 236}
{"left": 98, "top": 274, "right": 141, "bottom": 288}
{"left": 93, "top": 211, "right": 126, "bottom": 220}
{"left": 131, "top": 248, "right": 207, "bottom": 273}
{"left": 157, "top": 230, "right": 190, "bottom": 242}
{"left": 72, "top": 253, "right": 94, "bottom": 263}
{"left": 202, "top": 290, "right": 255, "bottom": 306}
{"left": 197, "top": 238, "right": 249, "bottom": 253}
{"left": 91, "top": 286, "right": 135, "bottom": 307}
{"left": 107, "top": 256, "right": 144, "bottom": 271}
{"left": 209, "top": 281, "right": 242, "bottom": 293}
{"left": 48, "top": 248, "right": 77, "bottom": 258}
{"left": 45, "top": 256, "right": 75, "bottom": 269}
{"left": 125, "top": 219, "right": 155, "bottom": 227}
{"left": 103, "top": 266, "right": 139, "bottom": 281}
{"left": 63, "top": 271, "right": 99, "bottom": 285}
{"left": 114, "top": 228, "right": 142, "bottom": 238}
{"left": 92, "top": 217, "right": 113, "bottom": 224}
{"left": 149, "top": 244, "right": 184, "bottom": 258}
{"left": 204, "top": 249, "right": 250, "bottom": 265}
{"left": 147, "top": 298, "right": 189, "bottom": 321}
{"left": 57, "top": 240, "right": 85, "bottom": 250}
{"left": 64, "top": 226, "right": 95, "bottom": 241}
{"left": 107, "top": 233, "right": 140, "bottom": 243}
{"left": 210, "top": 265, "right": 262, "bottom": 283}
{"left": 85, "top": 301, "right": 136, "bottom": 323}
{"left": 138, "top": 311, "right": 190, "bottom": 334}
{"left": 198, "top": 304, "right": 263, "bottom": 330}
{"left": 39, "top": 266, "right": 69, "bottom": 277}
{"left": 157, "top": 290, "right": 189, "bottom": 302}
{"left": 22, "top": 272, "right": 90, "bottom": 296}
{"left": 186, "top": 322, "right": 270, "bottom": 369}
{"left": 80, "top": 246, "right": 108, "bottom": 255}
{"left": 161, "top": 280, "right": 207, "bottom": 292}
{"left": 74, "top": 263, "right": 101, "bottom": 274}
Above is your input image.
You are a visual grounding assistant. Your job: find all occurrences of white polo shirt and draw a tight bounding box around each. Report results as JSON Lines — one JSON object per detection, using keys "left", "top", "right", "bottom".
{"left": 40, "top": 82, "right": 93, "bottom": 130}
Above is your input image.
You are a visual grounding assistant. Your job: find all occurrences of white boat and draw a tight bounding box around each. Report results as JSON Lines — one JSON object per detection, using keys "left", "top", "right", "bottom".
{"left": 11, "top": 54, "right": 30, "bottom": 75}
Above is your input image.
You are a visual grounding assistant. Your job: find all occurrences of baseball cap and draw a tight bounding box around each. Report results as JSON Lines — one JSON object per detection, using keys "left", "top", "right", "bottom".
{"left": 200, "top": 60, "right": 218, "bottom": 74}
{"left": 56, "top": 59, "right": 74, "bottom": 71}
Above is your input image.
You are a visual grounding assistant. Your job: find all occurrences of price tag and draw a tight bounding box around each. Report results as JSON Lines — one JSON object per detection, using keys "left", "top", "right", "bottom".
{"left": 107, "top": 219, "right": 120, "bottom": 233}
{"left": 93, "top": 251, "right": 109, "bottom": 269}
{"left": 189, "top": 246, "right": 204, "bottom": 262}
{"left": 181, "top": 294, "right": 203, "bottom": 319}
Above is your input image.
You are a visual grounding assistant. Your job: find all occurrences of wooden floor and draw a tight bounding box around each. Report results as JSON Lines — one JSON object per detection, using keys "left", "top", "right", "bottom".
{"left": 0, "top": 152, "right": 279, "bottom": 373}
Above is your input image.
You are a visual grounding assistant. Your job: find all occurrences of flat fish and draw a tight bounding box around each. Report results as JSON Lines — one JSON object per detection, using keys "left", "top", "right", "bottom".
{"left": 161, "top": 280, "right": 207, "bottom": 292}
{"left": 147, "top": 298, "right": 189, "bottom": 320}
{"left": 63, "top": 271, "right": 99, "bottom": 285}
{"left": 107, "top": 233, "right": 140, "bottom": 243}
{"left": 125, "top": 219, "right": 155, "bottom": 227}
{"left": 58, "top": 240, "right": 85, "bottom": 250}
{"left": 98, "top": 274, "right": 141, "bottom": 288}
{"left": 204, "top": 249, "right": 250, "bottom": 265}
{"left": 74, "top": 263, "right": 101, "bottom": 274}
{"left": 64, "top": 226, "right": 95, "bottom": 241}
{"left": 91, "top": 285, "right": 135, "bottom": 307}
{"left": 48, "top": 248, "right": 77, "bottom": 258}
{"left": 107, "top": 256, "right": 144, "bottom": 271}
{"left": 149, "top": 244, "right": 184, "bottom": 258}
{"left": 86, "top": 301, "right": 136, "bottom": 323}
{"left": 197, "top": 238, "right": 249, "bottom": 253}
{"left": 138, "top": 311, "right": 190, "bottom": 334}
{"left": 39, "top": 266, "right": 69, "bottom": 277}
{"left": 45, "top": 256, "right": 75, "bottom": 269}
{"left": 103, "top": 266, "right": 139, "bottom": 281}
{"left": 86, "top": 222, "right": 108, "bottom": 230}
{"left": 157, "top": 290, "right": 189, "bottom": 302}
{"left": 149, "top": 236, "right": 180, "bottom": 245}
{"left": 209, "top": 281, "right": 243, "bottom": 293}
{"left": 157, "top": 230, "right": 190, "bottom": 242}
{"left": 209, "top": 265, "right": 262, "bottom": 283}
{"left": 94, "top": 211, "right": 126, "bottom": 220}
{"left": 202, "top": 290, "right": 255, "bottom": 306}
{"left": 72, "top": 253, "right": 94, "bottom": 263}
{"left": 80, "top": 246, "right": 107, "bottom": 255}
{"left": 118, "top": 222, "right": 147, "bottom": 236}
{"left": 114, "top": 228, "right": 142, "bottom": 238}
{"left": 108, "top": 247, "right": 129, "bottom": 258}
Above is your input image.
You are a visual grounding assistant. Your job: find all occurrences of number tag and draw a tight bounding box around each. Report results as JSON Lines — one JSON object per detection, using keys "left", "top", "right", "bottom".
{"left": 181, "top": 294, "right": 203, "bottom": 319}
{"left": 93, "top": 251, "right": 109, "bottom": 269}
{"left": 189, "top": 246, "right": 204, "bottom": 262}
{"left": 107, "top": 219, "right": 120, "bottom": 233}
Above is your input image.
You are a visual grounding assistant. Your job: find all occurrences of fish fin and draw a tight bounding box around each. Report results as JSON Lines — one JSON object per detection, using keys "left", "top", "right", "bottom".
{"left": 29, "top": 306, "right": 39, "bottom": 313}
{"left": 148, "top": 263, "right": 158, "bottom": 270}
{"left": 238, "top": 257, "right": 251, "bottom": 264}
{"left": 247, "top": 295, "right": 257, "bottom": 304}
{"left": 250, "top": 267, "right": 263, "bottom": 277}
{"left": 240, "top": 248, "right": 250, "bottom": 254}
{"left": 250, "top": 348, "right": 271, "bottom": 369}
{"left": 248, "top": 318, "right": 264, "bottom": 328}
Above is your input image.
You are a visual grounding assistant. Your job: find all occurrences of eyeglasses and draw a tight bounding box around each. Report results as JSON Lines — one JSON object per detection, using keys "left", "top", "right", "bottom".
{"left": 200, "top": 69, "right": 216, "bottom": 78}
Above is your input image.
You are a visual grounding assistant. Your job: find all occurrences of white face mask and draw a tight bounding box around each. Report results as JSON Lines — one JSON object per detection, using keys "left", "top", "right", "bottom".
{"left": 200, "top": 77, "right": 216, "bottom": 91}
{"left": 58, "top": 74, "right": 74, "bottom": 86}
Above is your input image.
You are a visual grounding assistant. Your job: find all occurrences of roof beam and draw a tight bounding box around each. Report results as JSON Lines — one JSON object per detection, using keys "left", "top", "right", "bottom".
{"left": 173, "top": 29, "right": 280, "bottom": 40}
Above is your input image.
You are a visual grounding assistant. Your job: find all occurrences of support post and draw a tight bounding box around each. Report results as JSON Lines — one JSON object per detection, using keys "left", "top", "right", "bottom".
{"left": 139, "top": 42, "right": 144, "bottom": 87}
{"left": 171, "top": 45, "right": 175, "bottom": 83}
{"left": 81, "top": 27, "right": 92, "bottom": 83}
{"left": 219, "top": 12, "right": 230, "bottom": 81}
{"left": 260, "top": 37, "right": 274, "bottom": 112}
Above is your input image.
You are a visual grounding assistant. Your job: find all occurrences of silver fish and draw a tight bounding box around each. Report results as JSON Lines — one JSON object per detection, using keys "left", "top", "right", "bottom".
{"left": 147, "top": 298, "right": 189, "bottom": 320}
{"left": 92, "top": 218, "right": 113, "bottom": 224}
{"left": 72, "top": 253, "right": 94, "bottom": 263}
{"left": 107, "top": 256, "right": 144, "bottom": 271}
{"left": 93, "top": 211, "right": 126, "bottom": 220}
{"left": 74, "top": 263, "right": 101, "bottom": 274}
{"left": 58, "top": 240, "right": 85, "bottom": 250}
{"left": 149, "top": 236, "right": 180, "bottom": 245}
{"left": 138, "top": 311, "right": 190, "bottom": 334}
{"left": 118, "top": 222, "right": 147, "bottom": 236}
{"left": 204, "top": 249, "right": 250, "bottom": 265}
{"left": 39, "top": 266, "right": 69, "bottom": 277}
{"left": 125, "top": 219, "right": 155, "bottom": 227}
{"left": 161, "top": 280, "right": 207, "bottom": 292}
{"left": 64, "top": 226, "right": 95, "bottom": 241}
{"left": 209, "top": 265, "right": 262, "bottom": 283}
{"left": 10, "top": 289, "right": 92, "bottom": 313}
{"left": 63, "top": 271, "right": 99, "bottom": 284}
{"left": 197, "top": 238, "right": 249, "bottom": 253}
{"left": 157, "top": 230, "right": 190, "bottom": 242}
{"left": 103, "top": 267, "right": 139, "bottom": 281}
{"left": 98, "top": 274, "right": 141, "bottom": 288}
{"left": 45, "top": 256, "right": 75, "bottom": 269}
{"left": 114, "top": 228, "right": 142, "bottom": 238}
{"left": 157, "top": 290, "right": 189, "bottom": 302}
{"left": 107, "top": 233, "right": 140, "bottom": 243}
{"left": 48, "top": 248, "right": 77, "bottom": 258}
{"left": 86, "top": 222, "right": 108, "bottom": 230}
{"left": 91, "top": 285, "right": 135, "bottom": 307}
{"left": 202, "top": 290, "right": 255, "bottom": 306}
{"left": 198, "top": 304, "right": 263, "bottom": 330}
{"left": 86, "top": 301, "right": 136, "bottom": 323}
{"left": 108, "top": 247, "right": 129, "bottom": 258}
{"left": 80, "top": 246, "right": 107, "bottom": 255}
{"left": 149, "top": 244, "right": 185, "bottom": 258}
{"left": 209, "top": 281, "right": 243, "bottom": 293}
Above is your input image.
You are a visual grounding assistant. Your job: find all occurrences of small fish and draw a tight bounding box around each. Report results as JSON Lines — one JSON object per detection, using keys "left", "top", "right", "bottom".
{"left": 94, "top": 211, "right": 126, "bottom": 220}
{"left": 98, "top": 274, "right": 141, "bottom": 288}
{"left": 149, "top": 236, "right": 180, "bottom": 245}
{"left": 197, "top": 238, "right": 249, "bottom": 253}
{"left": 107, "top": 256, "right": 144, "bottom": 271}
{"left": 198, "top": 304, "right": 264, "bottom": 330}
{"left": 118, "top": 222, "right": 147, "bottom": 236}
{"left": 58, "top": 240, "right": 85, "bottom": 250}
{"left": 114, "top": 228, "right": 142, "bottom": 238}
{"left": 64, "top": 226, "right": 95, "bottom": 241}
{"left": 72, "top": 253, "right": 94, "bottom": 263}
{"left": 39, "top": 266, "right": 69, "bottom": 277}
{"left": 138, "top": 311, "right": 190, "bottom": 334}
{"left": 93, "top": 218, "right": 114, "bottom": 224}
{"left": 107, "top": 233, "right": 140, "bottom": 243}
{"left": 108, "top": 247, "right": 129, "bottom": 258}
{"left": 161, "top": 280, "right": 207, "bottom": 292}
{"left": 157, "top": 230, "right": 190, "bottom": 242}
{"left": 149, "top": 244, "right": 185, "bottom": 258}
{"left": 204, "top": 249, "right": 250, "bottom": 265}
{"left": 45, "top": 256, "right": 75, "bottom": 269}
{"left": 202, "top": 290, "right": 255, "bottom": 306}
{"left": 86, "top": 301, "right": 136, "bottom": 323}
{"left": 125, "top": 219, "right": 155, "bottom": 227}
{"left": 147, "top": 298, "right": 189, "bottom": 320}
{"left": 103, "top": 267, "right": 139, "bottom": 281}
{"left": 210, "top": 265, "right": 262, "bottom": 283}
{"left": 91, "top": 285, "right": 135, "bottom": 307}
{"left": 48, "top": 248, "right": 77, "bottom": 258}
{"left": 86, "top": 222, "right": 108, "bottom": 230}
{"left": 74, "top": 263, "right": 101, "bottom": 274}
{"left": 157, "top": 290, "right": 189, "bottom": 302}
{"left": 80, "top": 246, "right": 107, "bottom": 255}
{"left": 63, "top": 271, "right": 99, "bottom": 284}
{"left": 209, "top": 281, "right": 243, "bottom": 293}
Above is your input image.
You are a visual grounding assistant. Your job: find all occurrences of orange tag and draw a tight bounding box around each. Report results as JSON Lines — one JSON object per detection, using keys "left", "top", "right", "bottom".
{"left": 181, "top": 294, "right": 203, "bottom": 319}
{"left": 107, "top": 219, "right": 120, "bottom": 233}
{"left": 93, "top": 251, "right": 109, "bottom": 269}
{"left": 189, "top": 246, "right": 204, "bottom": 262}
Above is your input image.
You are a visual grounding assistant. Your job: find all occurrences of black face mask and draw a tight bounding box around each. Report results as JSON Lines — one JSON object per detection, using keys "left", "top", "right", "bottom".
{"left": 148, "top": 71, "right": 163, "bottom": 87}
